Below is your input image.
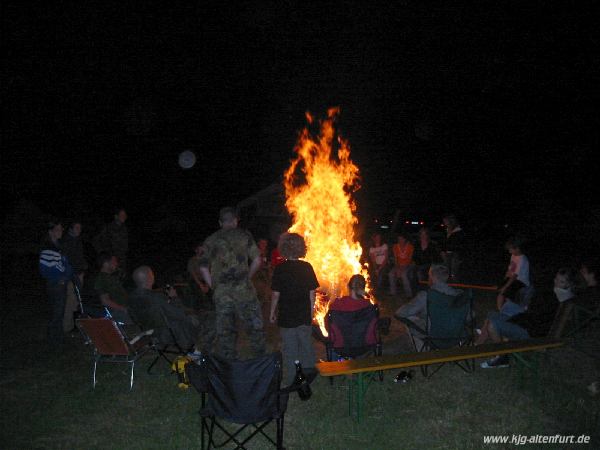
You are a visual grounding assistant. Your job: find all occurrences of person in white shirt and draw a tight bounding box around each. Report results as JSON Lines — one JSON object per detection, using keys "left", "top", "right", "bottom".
{"left": 368, "top": 232, "right": 388, "bottom": 292}
{"left": 496, "top": 237, "right": 532, "bottom": 316}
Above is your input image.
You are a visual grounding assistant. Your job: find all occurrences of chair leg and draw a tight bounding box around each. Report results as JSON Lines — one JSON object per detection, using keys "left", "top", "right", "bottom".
{"left": 92, "top": 359, "right": 98, "bottom": 389}
{"left": 130, "top": 361, "right": 135, "bottom": 390}
{"left": 277, "top": 416, "right": 285, "bottom": 450}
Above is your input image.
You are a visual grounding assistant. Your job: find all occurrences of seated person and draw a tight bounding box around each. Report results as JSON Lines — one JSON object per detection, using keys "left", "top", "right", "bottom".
{"left": 93, "top": 252, "right": 131, "bottom": 324}
{"left": 389, "top": 232, "right": 415, "bottom": 298}
{"left": 129, "top": 265, "right": 202, "bottom": 354}
{"left": 478, "top": 267, "right": 576, "bottom": 368}
{"left": 576, "top": 258, "right": 600, "bottom": 311}
{"left": 368, "top": 233, "right": 388, "bottom": 293}
{"left": 327, "top": 274, "right": 377, "bottom": 360}
{"left": 394, "top": 264, "right": 463, "bottom": 326}
{"left": 496, "top": 237, "right": 532, "bottom": 315}
{"left": 411, "top": 227, "right": 441, "bottom": 289}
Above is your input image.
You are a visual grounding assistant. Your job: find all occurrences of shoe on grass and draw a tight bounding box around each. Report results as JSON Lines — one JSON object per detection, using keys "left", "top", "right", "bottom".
{"left": 480, "top": 355, "right": 509, "bottom": 369}
{"left": 187, "top": 350, "right": 203, "bottom": 361}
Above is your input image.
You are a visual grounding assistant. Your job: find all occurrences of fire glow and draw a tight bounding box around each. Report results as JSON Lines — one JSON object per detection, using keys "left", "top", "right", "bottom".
{"left": 283, "top": 107, "right": 370, "bottom": 336}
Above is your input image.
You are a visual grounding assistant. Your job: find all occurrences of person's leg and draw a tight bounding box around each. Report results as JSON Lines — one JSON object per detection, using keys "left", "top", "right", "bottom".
{"left": 63, "top": 281, "right": 78, "bottom": 333}
{"left": 475, "top": 319, "right": 491, "bottom": 345}
{"left": 400, "top": 265, "right": 413, "bottom": 298}
{"left": 47, "top": 283, "right": 67, "bottom": 348}
{"left": 214, "top": 289, "right": 238, "bottom": 359}
{"left": 235, "top": 291, "right": 266, "bottom": 358}
{"left": 499, "top": 299, "right": 526, "bottom": 317}
{"left": 280, "top": 327, "right": 299, "bottom": 386}
{"left": 297, "top": 324, "right": 316, "bottom": 370}
{"left": 389, "top": 267, "right": 398, "bottom": 295}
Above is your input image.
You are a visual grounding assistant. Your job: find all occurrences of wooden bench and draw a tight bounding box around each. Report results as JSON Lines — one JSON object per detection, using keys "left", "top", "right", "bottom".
{"left": 316, "top": 338, "right": 563, "bottom": 422}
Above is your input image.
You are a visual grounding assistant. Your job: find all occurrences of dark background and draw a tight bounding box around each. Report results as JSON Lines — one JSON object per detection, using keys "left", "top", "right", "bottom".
{"left": 3, "top": 1, "right": 599, "bottom": 262}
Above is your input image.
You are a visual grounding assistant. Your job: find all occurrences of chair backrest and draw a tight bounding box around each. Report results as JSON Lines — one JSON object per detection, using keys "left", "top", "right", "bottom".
{"left": 188, "top": 352, "right": 283, "bottom": 424}
{"left": 77, "top": 318, "right": 130, "bottom": 356}
{"left": 326, "top": 304, "right": 379, "bottom": 357}
{"left": 426, "top": 289, "right": 472, "bottom": 349}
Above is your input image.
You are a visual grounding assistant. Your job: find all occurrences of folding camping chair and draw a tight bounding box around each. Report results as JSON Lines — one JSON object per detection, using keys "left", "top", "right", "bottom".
{"left": 399, "top": 289, "right": 474, "bottom": 378}
{"left": 324, "top": 303, "right": 386, "bottom": 382}
{"left": 76, "top": 317, "right": 155, "bottom": 389}
{"left": 186, "top": 352, "right": 290, "bottom": 450}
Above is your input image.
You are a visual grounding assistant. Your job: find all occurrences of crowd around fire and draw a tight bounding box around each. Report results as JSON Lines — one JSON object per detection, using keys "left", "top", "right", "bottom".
{"left": 39, "top": 110, "right": 599, "bottom": 383}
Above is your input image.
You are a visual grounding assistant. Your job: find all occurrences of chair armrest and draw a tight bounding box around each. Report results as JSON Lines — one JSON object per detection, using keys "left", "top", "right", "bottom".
{"left": 397, "top": 317, "right": 427, "bottom": 336}
{"left": 129, "top": 329, "right": 154, "bottom": 346}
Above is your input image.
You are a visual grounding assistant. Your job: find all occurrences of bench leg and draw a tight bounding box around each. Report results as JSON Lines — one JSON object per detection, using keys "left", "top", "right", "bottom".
{"left": 347, "top": 373, "right": 369, "bottom": 423}
{"left": 512, "top": 352, "right": 540, "bottom": 395}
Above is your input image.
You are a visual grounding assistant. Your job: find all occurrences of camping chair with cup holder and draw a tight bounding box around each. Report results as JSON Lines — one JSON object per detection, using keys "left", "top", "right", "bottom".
{"left": 186, "top": 351, "right": 299, "bottom": 450}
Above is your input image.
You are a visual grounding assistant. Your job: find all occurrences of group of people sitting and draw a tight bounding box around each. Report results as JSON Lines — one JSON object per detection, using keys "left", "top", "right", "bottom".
{"left": 369, "top": 214, "right": 466, "bottom": 300}
{"left": 392, "top": 234, "right": 599, "bottom": 368}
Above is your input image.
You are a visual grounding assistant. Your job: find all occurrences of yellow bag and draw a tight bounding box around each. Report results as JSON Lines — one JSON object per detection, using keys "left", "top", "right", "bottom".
{"left": 171, "top": 355, "right": 193, "bottom": 389}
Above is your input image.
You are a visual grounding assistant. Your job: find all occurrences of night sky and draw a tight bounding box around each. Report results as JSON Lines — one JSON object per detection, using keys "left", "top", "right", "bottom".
{"left": 3, "top": 2, "right": 598, "bottom": 236}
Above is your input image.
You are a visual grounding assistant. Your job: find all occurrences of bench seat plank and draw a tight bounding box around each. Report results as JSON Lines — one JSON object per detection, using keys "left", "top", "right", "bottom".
{"left": 317, "top": 338, "right": 562, "bottom": 377}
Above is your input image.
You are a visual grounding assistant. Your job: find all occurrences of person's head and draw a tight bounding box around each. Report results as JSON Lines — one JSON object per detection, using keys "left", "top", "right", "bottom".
{"left": 505, "top": 237, "right": 523, "bottom": 256}
{"left": 554, "top": 268, "right": 576, "bottom": 291}
{"left": 580, "top": 259, "right": 599, "bottom": 287}
{"left": 372, "top": 233, "right": 382, "bottom": 246}
{"left": 396, "top": 232, "right": 408, "bottom": 245}
{"left": 348, "top": 274, "right": 366, "bottom": 298}
{"left": 443, "top": 214, "right": 459, "bottom": 231}
{"left": 257, "top": 238, "right": 268, "bottom": 253}
{"left": 132, "top": 265, "right": 155, "bottom": 289}
{"left": 114, "top": 208, "right": 127, "bottom": 224}
{"left": 428, "top": 264, "right": 450, "bottom": 284}
{"left": 218, "top": 207, "right": 238, "bottom": 229}
{"left": 193, "top": 243, "right": 203, "bottom": 257}
{"left": 278, "top": 233, "right": 306, "bottom": 259}
{"left": 97, "top": 252, "right": 118, "bottom": 273}
{"left": 67, "top": 221, "right": 82, "bottom": 237}
{"left": 47, "top": 218, "right": 64, "bottom": 242}
{"left": 418, "top": 227, "right": 430, "bottom": 242}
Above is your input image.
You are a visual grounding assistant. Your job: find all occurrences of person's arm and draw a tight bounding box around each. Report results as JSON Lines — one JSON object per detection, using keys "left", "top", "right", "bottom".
{"left": 309, "top": 290, "right": 316, "bottom": 312}
{"left": 395, "top": 291, "right": 426, "bottom": 318}
{"left": 270, "top": 291, "right": 280, "bottom": 324}
{"left": 248, "top": 255, "right": 262, "bottom": 279}
{"left": 99, "top": 293, "right": 127, "bottom": 311}
{"left": 199, "top": 266, "right": 212, "bottom": 289}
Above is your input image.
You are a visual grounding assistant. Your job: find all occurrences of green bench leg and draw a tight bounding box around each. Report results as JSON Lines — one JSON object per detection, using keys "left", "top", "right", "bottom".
{"left": 347, "top": 373, "right": 369, "bottom": 423}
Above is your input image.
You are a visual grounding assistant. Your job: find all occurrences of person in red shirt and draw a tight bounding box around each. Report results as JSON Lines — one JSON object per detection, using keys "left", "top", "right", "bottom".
{"left": 388, "top": 232, "right": 415, "bottom": 298}
{"left": 329, "top": 274, "right": 371, "bottom": 312}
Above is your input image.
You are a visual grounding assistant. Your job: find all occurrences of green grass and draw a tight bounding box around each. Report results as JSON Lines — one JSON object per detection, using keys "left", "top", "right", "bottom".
{"left": 1, "top": 288, "right": 599, "bottom": 449}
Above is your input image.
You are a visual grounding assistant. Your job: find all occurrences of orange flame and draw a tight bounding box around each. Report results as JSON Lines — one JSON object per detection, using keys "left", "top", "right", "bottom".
{"left": 283, "top": 107, "right": 369, "bottom": 336}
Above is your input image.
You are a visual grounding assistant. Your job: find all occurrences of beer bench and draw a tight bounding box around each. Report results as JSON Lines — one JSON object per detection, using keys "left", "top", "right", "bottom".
{"left": 316, "top": 338, "right": 563, "bottom": 422}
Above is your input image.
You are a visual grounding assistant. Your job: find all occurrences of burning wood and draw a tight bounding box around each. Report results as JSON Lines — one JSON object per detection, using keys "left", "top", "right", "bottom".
{"left": 283, "top": 108, "right": 370, "bottom": 336}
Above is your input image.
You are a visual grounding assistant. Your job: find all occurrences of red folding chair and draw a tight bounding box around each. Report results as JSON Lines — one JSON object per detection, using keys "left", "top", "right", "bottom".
{"left": 77, "top": 317, "right": 155, "bottom": 389}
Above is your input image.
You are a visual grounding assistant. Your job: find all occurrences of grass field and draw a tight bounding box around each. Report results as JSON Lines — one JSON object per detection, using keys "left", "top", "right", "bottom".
{"left": 1, "top": 267, "right": 599, "bottom": 449}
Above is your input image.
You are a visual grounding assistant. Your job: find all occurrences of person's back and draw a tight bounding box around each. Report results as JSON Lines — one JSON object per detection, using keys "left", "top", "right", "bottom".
{"left": 203, "top": 227, "right": 256, "bottom": 287}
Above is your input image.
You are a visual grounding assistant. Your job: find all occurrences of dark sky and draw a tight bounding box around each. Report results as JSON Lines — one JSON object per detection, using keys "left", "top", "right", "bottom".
{"left": 3, "top": 1, "right": 598, "bottom": 230}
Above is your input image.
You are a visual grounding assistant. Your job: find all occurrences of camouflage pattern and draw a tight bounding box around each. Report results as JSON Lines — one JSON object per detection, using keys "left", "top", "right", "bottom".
{"left": 201, "top": 227, "right": 266, "bottom": 359}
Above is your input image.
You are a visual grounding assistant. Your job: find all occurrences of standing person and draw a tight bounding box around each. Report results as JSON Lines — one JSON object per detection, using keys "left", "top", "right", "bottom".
{"left": 94, "top": 208, "right": 128, "bottom": 276}
{"left": 198, "top": 207, "right": 266, "bottom": 360}
{"left": 269, "top": 233, "right": 319, "bottom": 385}
{"left": 440, "top": 214, "right": 465, "bottom": 281}
{"left": 496, "top": 237, "right": 532, "bottom": 314}
{"left": 389, "top": 232, "right": 415, "bottom": 298}
{"left": 411, "top": 227, "right": 441, "bottom": 289}
{"left": 368, "top": 232, "right": 388, "bottom": 293}
{"left": 39, "top": 218, "right": 73, "bottom": 349}
{"left": 60, "top": 220, "right": 88, "bottom": 332}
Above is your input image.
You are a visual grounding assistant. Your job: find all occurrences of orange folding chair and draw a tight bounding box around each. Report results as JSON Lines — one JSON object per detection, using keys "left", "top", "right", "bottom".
{"left": 77, "top": 317, "right": 155, "bottom": 389}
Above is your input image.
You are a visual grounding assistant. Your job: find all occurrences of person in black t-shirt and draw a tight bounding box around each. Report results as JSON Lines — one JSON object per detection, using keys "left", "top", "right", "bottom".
{"left": 269, "top": 233, "right": 319, "bottom": 385}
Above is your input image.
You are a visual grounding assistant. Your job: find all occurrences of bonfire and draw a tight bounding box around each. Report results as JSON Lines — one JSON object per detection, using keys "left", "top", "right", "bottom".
{"left": 283, "top": 107, "right": 370, "bottom": 336}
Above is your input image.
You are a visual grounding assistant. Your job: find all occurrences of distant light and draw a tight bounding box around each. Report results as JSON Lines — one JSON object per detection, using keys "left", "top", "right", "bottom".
{"left": 380, "top": 225, "right": 389, "bottom": 229}
{"left": 411, "top": 221, "right": 419, "bottom": 225}
{"left": 504, "top": 224, "right": 509, "bottom": 228}
{"left": 405, "top": 221, "right": 409, "bottom": 224}
{"left": 178, "top": 150, "right": 196, "bottom": 169}
{"left": 419, "top": 221, "right": 424, "bottom": 225}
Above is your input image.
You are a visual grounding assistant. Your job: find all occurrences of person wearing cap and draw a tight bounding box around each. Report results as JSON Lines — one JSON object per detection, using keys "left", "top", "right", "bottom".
{"left": 198, "top": 207, "right": 266, "bottom": 360}
{"left": 39, "top": 218, "right": 73, "bottom": 348}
